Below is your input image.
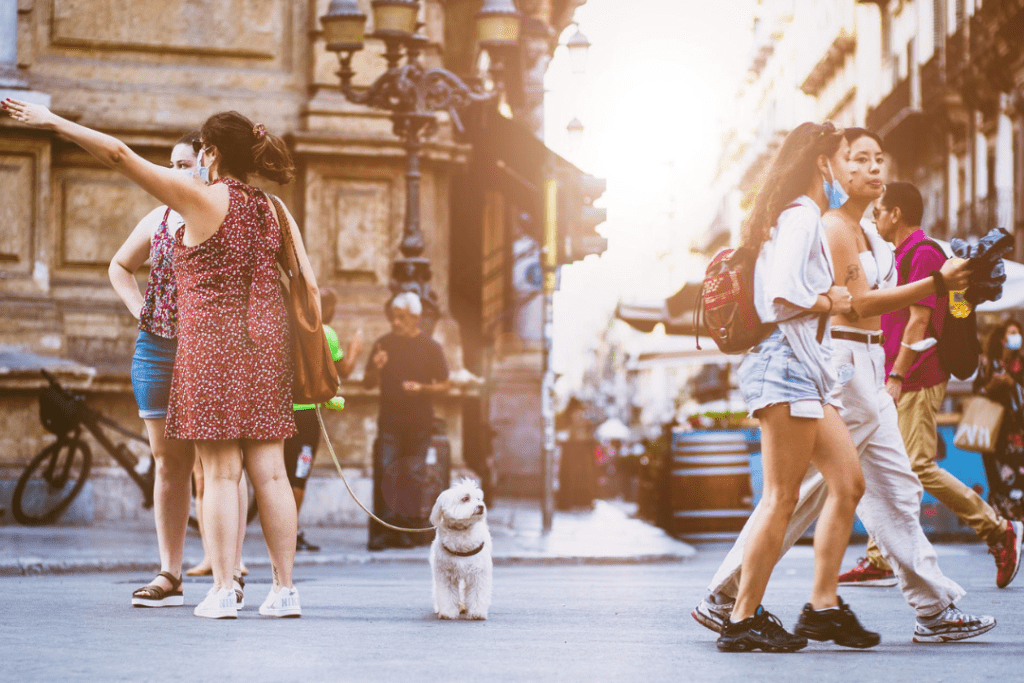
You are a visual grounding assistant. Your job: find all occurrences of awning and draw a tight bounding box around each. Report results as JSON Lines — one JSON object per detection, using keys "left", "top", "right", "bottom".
{"left": 616, "top": 281, "right": 702, "bottom": 336}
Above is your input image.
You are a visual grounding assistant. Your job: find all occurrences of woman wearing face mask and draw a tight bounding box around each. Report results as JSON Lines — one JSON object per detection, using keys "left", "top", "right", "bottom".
{"left": 710, "top": 121, "right": 878, "bottom": 653}
{"left": 109, "top": 132, "right": 251, "bottom": 607}
{"left": 6, "top": 98, "right": 310, "bottom": 619}
{"left": 696, "top": 129, "right": 989, "bottom": 646}
{"left": 975, "top": 320, "right": 1024, "bottom": 521}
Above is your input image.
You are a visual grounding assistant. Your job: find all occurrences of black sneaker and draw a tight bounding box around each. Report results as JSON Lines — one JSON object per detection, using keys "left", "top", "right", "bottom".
{"left": 295, "top": 531, "right": 320, "bottom": 552}
{"left": 717, "top": 606, "right": 807, "bottom": 653}
{"left": 794, "top": 597, "right": 880, "bottom": 648}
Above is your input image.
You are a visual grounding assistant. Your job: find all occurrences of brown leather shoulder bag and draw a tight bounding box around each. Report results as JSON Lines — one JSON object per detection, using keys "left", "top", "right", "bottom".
{"left": 264, "top": 192, "right": 340, "bottom": 404}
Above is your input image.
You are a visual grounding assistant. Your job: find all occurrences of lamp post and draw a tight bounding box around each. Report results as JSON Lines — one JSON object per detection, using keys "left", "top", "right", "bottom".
{"left": 320, "top": 0, "right": 521, "bottom": 331}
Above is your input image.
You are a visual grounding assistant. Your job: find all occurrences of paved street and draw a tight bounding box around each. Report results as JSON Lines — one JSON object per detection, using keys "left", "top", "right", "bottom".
{"left": 2, "top": 541, "right": 1019, "bottom": 683}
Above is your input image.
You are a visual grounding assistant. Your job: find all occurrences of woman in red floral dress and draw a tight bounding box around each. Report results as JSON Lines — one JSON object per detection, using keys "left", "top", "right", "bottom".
{"left": 4, "top": 99, "right": 313, "bottom": 620}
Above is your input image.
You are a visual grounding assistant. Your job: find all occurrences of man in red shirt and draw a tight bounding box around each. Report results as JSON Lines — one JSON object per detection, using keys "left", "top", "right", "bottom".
{"left": 845, "top": 182, "right": 1022, "bottom": 589}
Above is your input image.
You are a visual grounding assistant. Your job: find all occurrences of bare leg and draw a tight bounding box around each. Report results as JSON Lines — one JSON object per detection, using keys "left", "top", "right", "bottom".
{"left": 807, "top": 405, "right": 865, "bottom": 608}
{"left": 731, "top": 404, "right": 818, "bottom": 622}
{"left": 235, "top": 475, "right": 247, "bottom": 577}
{"left": 186, "top": 459, "right": 212, "bottom": 576}
{"left": 193, "top": 440, "right": 243, "bottom": 591}
{"left": 243, "top": 438, "right": 296, "bottom": 590}
{"left": 142, "top": 418, "right": 194, "bottom": 588}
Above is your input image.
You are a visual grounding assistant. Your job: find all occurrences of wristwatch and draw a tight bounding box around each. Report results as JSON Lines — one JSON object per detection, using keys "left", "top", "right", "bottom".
{"left": 888, "top": 372, "right": 905, "bottom": 382}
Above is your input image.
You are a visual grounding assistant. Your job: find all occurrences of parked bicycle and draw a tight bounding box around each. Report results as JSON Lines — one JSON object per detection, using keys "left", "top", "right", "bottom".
{"left": 12, "top": 370, "right": 256, "bottom": 527}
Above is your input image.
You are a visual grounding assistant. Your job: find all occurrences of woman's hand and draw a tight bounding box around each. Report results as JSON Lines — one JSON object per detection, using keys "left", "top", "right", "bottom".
{"left": 2, "top": 99, "right": 58, "bottom": 129}
{"left": 939, "top": 257, "right": 971, "bottom": 291}
{"left": 827, "top": 285, "right": 853, "bottom": 315}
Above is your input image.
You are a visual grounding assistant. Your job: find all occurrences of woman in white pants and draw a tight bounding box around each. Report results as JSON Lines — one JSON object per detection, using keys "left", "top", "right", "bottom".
{"left": 694, "top": 127, "right": 991, "bottom": 645}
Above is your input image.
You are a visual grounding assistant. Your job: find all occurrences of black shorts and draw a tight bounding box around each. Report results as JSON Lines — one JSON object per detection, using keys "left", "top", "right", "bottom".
{"left": 283, "top": 409, "right": 321, "bottom": 490}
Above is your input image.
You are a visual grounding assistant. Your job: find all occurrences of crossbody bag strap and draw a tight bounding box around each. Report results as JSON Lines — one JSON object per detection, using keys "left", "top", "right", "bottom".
{"left": 262, "top": 191, "right": 299, "bottom": 279}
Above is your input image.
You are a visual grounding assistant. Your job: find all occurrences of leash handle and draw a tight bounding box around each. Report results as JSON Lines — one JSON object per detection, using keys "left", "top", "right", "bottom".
{"left": 315, "top": 406, "right": 436, "bottom": 534}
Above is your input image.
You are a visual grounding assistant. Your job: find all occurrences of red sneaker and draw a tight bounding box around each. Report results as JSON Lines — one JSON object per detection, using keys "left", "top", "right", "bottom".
{"left": 990, "top": 520, "right": 1023, "bottom": 589}
{"left": 837, "top": 557, "right": 897, "bottom": 587}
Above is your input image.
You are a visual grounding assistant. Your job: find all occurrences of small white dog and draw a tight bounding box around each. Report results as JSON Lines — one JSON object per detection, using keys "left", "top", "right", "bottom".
{"left": 429, "top": 478, "right": 492, "bottom": 620}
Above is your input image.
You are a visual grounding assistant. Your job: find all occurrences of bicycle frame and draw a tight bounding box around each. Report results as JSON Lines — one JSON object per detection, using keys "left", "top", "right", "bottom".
{"left": 41, "top": 370, "right": 155, "bottom": 508}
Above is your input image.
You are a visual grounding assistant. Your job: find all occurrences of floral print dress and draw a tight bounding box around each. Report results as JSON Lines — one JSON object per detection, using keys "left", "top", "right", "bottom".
{"left": 138, "top": 208, "right": 179, "bottom": 338}
{"left": 164, "top": 178, "right": 295, "bottom": 441}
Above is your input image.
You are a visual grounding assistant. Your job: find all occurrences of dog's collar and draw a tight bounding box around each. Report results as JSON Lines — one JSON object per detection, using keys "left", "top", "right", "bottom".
{"left": 441, "top": 542, "right": 486, "bottom": 557}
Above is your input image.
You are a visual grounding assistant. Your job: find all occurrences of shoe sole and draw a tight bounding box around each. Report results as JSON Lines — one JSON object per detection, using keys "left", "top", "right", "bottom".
{"left": 132, "top": 596, "right": 184, "bottom": 608}
{"left": 691, "top": 607, "right": 725, "bottom": 634}
{"left": 997, "top": 521, "right": 1023, "bottom": 589}
{"left": 913, "top": 619, "right": 997, "bottom": 643}
{"left": 193, "top": 609, "right": 238, "bottom": 619}
{"left": 258, "top": 608, "right": 301, "bottom": 618}
{"left": 795, "top": 627, "right": 880, "bottom": 649}
{"left": 716, "top": 639, "right": 806, "bottom": 653}
{"left": 838, "top": 578, "right": 897, "bottom": 587}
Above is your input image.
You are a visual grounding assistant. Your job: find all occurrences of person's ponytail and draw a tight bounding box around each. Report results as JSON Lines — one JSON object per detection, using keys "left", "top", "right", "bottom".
{"left": 200, "top": 111, "right": 295, "bottom": 185}
{"left": 252, "top": 128, "right": 294, "bottom": 185}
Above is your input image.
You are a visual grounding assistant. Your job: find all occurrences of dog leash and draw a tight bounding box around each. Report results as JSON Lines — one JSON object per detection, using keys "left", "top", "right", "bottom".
{"left": 315, "top": 406, "right": 436, "bottom": 534}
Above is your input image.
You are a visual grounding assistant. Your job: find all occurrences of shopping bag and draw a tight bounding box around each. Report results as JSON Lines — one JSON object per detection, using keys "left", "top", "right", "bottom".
{"left": 953, "top": 396, "right": 1005, "bottom": 453}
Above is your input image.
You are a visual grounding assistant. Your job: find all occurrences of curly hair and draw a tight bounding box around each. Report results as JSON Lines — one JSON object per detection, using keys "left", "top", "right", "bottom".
{"left": 740, "top": 121, "right": 845, "bottom": 252}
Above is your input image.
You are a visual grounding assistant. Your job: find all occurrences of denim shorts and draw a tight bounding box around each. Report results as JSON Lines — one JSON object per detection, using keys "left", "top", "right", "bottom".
{"left": 131, "top": 330, "right": 178, "bottom": 419}
{"left": 737, "top": 328, "right": 837, "bottom": 419}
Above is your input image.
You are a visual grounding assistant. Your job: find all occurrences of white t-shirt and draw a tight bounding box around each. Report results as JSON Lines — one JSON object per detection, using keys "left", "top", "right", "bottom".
{"left": 753, "top": 195, "right": 836, "bottom": 399}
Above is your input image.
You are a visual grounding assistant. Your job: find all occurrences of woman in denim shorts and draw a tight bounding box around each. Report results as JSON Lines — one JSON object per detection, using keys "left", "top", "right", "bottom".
{"left": 108, "top": 132, "right": 246, "bottom": 608}
{"left": 715, "top": 122, "right": 879, "bottom": 652}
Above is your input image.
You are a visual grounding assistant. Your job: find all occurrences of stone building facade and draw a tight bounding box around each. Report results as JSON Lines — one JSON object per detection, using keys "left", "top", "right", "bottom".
{"left": 0, "top": 0, "right": 585, "bottom": 524}
{"left": 702, "top": 0, "right": 1024, "bottom": 261}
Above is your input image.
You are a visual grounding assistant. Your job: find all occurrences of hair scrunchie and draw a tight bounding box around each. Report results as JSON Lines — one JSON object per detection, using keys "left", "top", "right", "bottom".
{"left": 253, "top": 123, "right": 267, "bottom": 140}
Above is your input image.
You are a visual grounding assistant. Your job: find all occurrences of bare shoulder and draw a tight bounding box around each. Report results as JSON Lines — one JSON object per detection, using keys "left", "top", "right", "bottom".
{"left": 822, "top": 212, "right": 858, "bottom": 250}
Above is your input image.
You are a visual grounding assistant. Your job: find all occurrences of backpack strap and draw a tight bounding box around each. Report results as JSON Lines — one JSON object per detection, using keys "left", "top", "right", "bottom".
{"left": 897, "top": 238, "right": 945, "bottom": 285}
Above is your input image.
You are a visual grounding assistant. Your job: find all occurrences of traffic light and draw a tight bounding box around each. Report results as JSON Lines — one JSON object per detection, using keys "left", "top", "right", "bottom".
{"left": 557, "top": 170, "right": 607, "bottom": 264}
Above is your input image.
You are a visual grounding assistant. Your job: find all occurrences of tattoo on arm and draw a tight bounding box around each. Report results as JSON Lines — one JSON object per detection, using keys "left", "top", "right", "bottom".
{"left": 845, "top": 264, "right": 860, "bottom": 285}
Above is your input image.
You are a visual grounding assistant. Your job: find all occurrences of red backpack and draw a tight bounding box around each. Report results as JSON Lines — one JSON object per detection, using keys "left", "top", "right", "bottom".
{"left": 696, "top": 246, "right": 776, "bottom": 354}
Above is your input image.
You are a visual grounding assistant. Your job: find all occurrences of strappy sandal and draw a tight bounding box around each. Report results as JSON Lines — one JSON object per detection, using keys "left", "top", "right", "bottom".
{"left": 233, "top": 574, "right": 245, "bottom": 609}
{"left": 132, "top": 571, "right": 184, "bottom": 608}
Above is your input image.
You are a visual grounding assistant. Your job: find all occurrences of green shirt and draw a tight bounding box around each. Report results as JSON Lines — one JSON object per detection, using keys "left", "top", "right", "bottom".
{"left": 293, "top": 324, "right": 345, "bottom": 411}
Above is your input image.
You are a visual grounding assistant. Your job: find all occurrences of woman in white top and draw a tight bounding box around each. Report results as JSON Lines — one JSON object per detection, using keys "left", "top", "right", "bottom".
{"left": 717, "top": 121, "right": 878, "bottom": 652}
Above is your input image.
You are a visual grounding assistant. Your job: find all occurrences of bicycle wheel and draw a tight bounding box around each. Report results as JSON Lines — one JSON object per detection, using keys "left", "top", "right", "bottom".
{"left": 188, "top": 473, "right": 259, "bottom": 530}
{"left": 12, "top": 438, "right": 92, "bottom": 525}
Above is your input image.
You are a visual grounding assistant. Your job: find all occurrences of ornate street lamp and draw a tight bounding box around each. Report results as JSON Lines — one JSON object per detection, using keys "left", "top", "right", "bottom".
{"left": 320, "top": 0, "right": 522, "bottom": 331}
{"left": 566, "top": 26, "right": 591, "bottom": 75}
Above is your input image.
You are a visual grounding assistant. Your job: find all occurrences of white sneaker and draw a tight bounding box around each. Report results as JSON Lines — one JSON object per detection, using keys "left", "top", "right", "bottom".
{"left": 193, "top": 586, "right": 238, "bottom": 619}
{"left": 692, "top": 593, "right": 734, "bottom": 634}
{"left": 259, "top": 585, "right": 302, "bottom": 618}
{"left": 913, "top": 604, "right": 996, "bottom": 643}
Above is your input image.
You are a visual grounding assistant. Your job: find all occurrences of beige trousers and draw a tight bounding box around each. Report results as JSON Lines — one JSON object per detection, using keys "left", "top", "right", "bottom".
{"left": 865, "top": 382, "right": 1007, "bottom": 569}
{"left": 707, "top": 339, "right": 965, "bottom": 617}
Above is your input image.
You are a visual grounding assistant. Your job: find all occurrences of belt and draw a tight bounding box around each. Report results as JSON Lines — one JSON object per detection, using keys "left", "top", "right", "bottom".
{"left": 832, "top": 330, "right": 884, "bottom": 345}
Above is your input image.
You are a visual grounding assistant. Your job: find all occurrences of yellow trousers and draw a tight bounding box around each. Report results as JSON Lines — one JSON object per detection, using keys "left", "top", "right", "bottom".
{"left": 867, "top": 381, "right": 1007, "bottom": 570}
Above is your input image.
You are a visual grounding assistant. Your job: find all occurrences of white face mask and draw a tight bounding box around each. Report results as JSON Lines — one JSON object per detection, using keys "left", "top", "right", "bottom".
{"left": 195, "top": 148, "right": 211, "bottom": 184}
{"left": 1007, "top": 334, "right": 1022, "bottom": 351}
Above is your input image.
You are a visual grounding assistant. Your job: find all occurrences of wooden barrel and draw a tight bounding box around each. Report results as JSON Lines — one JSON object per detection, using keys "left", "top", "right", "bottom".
{"left": 671, "top": 429, "right": 754, "bottom": 542}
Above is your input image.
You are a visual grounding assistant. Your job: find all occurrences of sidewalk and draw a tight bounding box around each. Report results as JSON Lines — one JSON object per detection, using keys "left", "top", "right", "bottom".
{"left": 0, "top": 498, "right": 695, "bottom": 576}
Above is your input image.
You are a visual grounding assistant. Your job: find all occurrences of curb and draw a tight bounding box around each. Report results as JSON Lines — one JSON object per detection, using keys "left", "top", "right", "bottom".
{"left": 1, "top": 550, "right": 695, "bottom": 576}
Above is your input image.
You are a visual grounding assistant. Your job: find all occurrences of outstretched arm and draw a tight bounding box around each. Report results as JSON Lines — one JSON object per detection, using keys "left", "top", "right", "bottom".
{"left": 3, "top": 98, "right": 211, "bottom": 221}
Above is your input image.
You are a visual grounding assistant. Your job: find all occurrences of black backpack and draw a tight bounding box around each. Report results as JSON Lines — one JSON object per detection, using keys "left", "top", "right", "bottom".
{"left": 898, "top": 239, "right": 980, "bottom": 380}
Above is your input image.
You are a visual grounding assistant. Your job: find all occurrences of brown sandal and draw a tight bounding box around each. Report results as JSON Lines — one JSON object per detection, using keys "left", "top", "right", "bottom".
{"left": 132, "top": 571, "right": 184, "bottom": 608}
